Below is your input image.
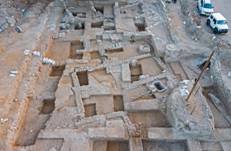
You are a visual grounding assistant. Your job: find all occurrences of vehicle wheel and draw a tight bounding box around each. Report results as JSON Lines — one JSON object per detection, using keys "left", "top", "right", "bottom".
{"left": 206, "top": 20, "right": 210, "bottom": 26}
{"left": 213, "top": 28, "right": 219, "bottom": 34}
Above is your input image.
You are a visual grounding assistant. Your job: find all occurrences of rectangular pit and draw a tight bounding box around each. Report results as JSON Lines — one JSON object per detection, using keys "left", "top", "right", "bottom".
{"left": 139, "top": 58, "right": 162, "bottom": 76}
{"left": 135, "top": 23, "right": 146, "bottom": 32}
{"left": 40, "top": 98, "right": 55, "bottom": 114}
{"left": 74, "top": 22, "right": 85, "bottom": 30}
{"left": 83, "top": 95, "right": 114, "bottom": 115}
{"left": 76, "top": 53, "right": 84, "bottom": 59}
{"left": 128, "top": 111, "right": 170, "bottom": 128}
{"left": 130, "top": 64, "right": 143, "bottom": 82}
{"left": 93, "top": 141, "right": 129, "bottom": 151}
{"left": 91, "top": 21, "right": 104, "bottom": 28}
{"left": 104, "top": 25, "right": 116, "bottom": 31}
{"left": 113, "top": 95, "right": 124, "bottom": 112}
{"left": 134, "top": 17, "right": 146, "bottom": 32}
{"left": 142, "top": 140, "right": 189, "bottom": 151}
{"left": 69, "top": 41, "right": 84, "bottom": 59}
{"left": 76, "top": 71, "right": 89, "bottom": 86}
{"left": 84, "top": 103, "right": 97, "bottom": 117}
{"left": 90, "top": 51, "right": 101, "bottom": 59}
{"left": 49, "top": 65, "right": 65, "bottom": 77}
{"left": 105, "top": 48, "right": 124, "bottom": 54}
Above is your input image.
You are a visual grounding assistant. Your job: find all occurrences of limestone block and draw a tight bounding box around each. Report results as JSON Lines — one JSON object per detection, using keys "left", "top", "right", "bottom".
{"left": 125, "top": 99, "right": 159, "bottom": 111}
{"left": 88, "top": 127, "right": 127, "bottom": 140}
{"left": 121, "top": 64, "right": 131, "bottom": 82}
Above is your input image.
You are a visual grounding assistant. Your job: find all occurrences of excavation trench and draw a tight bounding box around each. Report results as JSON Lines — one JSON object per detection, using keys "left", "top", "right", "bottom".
{"left": 15, "top": 65, "right": 65, "bottom": 146}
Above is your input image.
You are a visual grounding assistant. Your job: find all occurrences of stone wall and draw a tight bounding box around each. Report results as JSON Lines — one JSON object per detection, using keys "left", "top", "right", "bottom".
{"left": 210, "top": 56, "right": 231, "bottom": 115}
{"left": 166, "top": 80, "right": 214, "bottom": 139}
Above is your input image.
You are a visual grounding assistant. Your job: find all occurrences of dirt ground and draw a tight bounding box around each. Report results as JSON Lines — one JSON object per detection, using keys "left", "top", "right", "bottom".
{"left": 0, "top": 0, "right": 231, "bottom": 151}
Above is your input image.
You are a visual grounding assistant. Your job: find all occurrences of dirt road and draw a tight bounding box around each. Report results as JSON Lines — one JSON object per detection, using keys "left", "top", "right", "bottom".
{"left": 212, "top": 0, "right": 231, "bottom": 42}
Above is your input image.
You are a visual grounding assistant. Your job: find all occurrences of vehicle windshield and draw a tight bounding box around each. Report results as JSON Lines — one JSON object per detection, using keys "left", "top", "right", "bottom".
{"left": 204, "top": 3, "right": 213, "bottom": 8}
{"left": 217, "top": 20, "right": 227, "bottom": 25}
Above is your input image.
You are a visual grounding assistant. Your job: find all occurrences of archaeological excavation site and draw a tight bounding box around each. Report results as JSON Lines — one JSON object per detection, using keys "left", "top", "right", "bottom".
{"left": 1, "top": 0, "right": 231, "bottom": 151}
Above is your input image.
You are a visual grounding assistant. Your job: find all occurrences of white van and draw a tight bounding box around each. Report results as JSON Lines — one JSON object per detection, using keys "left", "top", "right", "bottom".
{"left": 198, "top": 0, "right": 214, "bottom": 16}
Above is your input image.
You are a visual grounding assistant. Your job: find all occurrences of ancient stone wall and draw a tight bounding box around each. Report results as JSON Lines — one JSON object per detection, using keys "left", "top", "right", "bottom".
{"left": 210, "top": 57, "right": 231, "bottom": 115}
